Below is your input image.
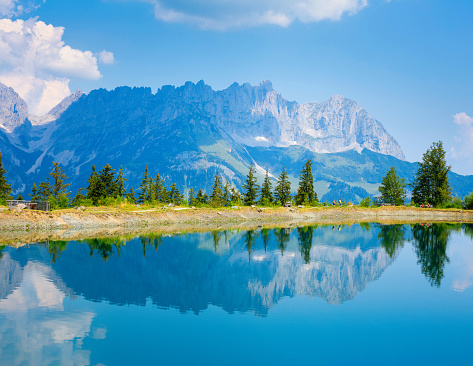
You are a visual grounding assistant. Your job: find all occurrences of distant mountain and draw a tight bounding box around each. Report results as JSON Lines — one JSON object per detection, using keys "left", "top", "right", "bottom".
{"left": 0, "top": 81, "right": 472, "bottom": 202}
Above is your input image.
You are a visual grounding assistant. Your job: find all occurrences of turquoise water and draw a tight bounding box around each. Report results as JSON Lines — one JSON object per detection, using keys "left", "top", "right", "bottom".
{"left": 1, "top": 223, "right": 473, "bottom": 365}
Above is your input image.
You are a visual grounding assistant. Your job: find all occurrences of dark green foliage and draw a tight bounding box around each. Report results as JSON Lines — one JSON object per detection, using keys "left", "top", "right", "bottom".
{"left": 463, "top": 191, "right": 473, "bottom": 210}
{"left": 379, "top": 167, "right": 406, "bottom": 206}
{"left": 297, "top": 226, "right": 314, "bottom": 264}
{"left": 359, "top": 197, "right": 372, "bottom": 207}
{"left": 411, "top": 223, "right": 450, "bottom": 287}
{"left": 72, "top": 188, "right": 88, "bottom": 206}
{"left": 116, "top": 165, "right": 127, "bottom": 197}
{"left": 295, "top": 159, "right": 317, "bottom": 205}
{"left": 210, "top": 169, "right": 225, "bottom": 206}
{"left": 274, "top": 167, "right": 291, "bottom": 205}
{"left": 168, "top": 183, "right": 183, "bottom": 204}
{"left": 411, "top": 141, "right": 451, "bottom": 207}
{"left": 223, "top": 179, "right": 231, "bottom": 206}
{"left": 230, "top": 186, "right": 242, "bottom": 205}
{"left": 195, "top": 189, "right": 208, "bottom": 205}
{"left": 29, "top": 183, "right": 41, "bottom": 201}
{"left": 188, "top": 187, "right": 196, "bottom": 205}
{"left": 38, "top": 180, "right": 52, "bottom": 201}
{"left": 242, "top": 163, "right": 259, "bottom": 206}
{"left": 259, "top": 170, "right": 273, "bottom": 205}
{"left": 16, "top": 194, "right": 23, "bottom": 200}
{"left": 138, "top": 166, "right": 153, "bottom": 203}
{"left": 0, "top": 151, "right": 12, "bottom": 201}
{"left": 86, "top": 165, "right": 101, "bottom": 205}
{"left": 153, "top": 173, "right": 166, "bottom": 203}
{"left": 244, "top": 230, "right": 257, "bottom": 261}
{"left": 261, "top": 228, "right": 270, "bottom": 252}
{"left": 49, "top": 162, "right": 71, "bottom": 199}
{"left": 127, "top": 186, "right": 136, "bottom": 202}
{"left": 99, "top": 164, "right": 118, "bottom": 198}
{"left": 378, "top": 225, "right": 406, "bottom": 258}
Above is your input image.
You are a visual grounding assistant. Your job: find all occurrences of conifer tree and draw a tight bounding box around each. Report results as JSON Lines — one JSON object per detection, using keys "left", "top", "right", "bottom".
{"left": 295, "top": 159, "right": 317, "bottom": 205}
{"left": 230, "top": 187, "right": 242, "bottom": 204}
{"left": 210, "top": 169, "right": 225, "bottom": 206}
{"left": 0, "top": 151, "right": 12, "bottom": 202}
{"left": 242, "top": 163, "right": 260, "bottom": 206}
{"left": 87, "top": 165, "right": 101, "bottom": 205}
{"left": 196, "top": 189, "right": 207, "bottom": 204}
{"left": 72, "top": 188, "right": 87, "bottom": 206}
{"left": 16, "top": 194, "right": 23, "bottom": 200}
{"left": 49, "top": 163, "right": 71, "bottom": 199}
{"left": 274, "top": 167, "right": 291, "bottom": 205}
{"left": 259, "top": 170, "right": 273, "bottom": 205}
{"left": 411, "top": 141, "right": 451, "bottom": 207}
{"left": 379, "top": 167, "right": 406, "bottom": 206}
{"left": 154, "top": 173, "right": 166, "bottom": 202}
{"left": 39, "top": 180, "right": 52, "bottom": 201}
{"left": 99, "top": 164, "right": 118, "bottom": 198}
{"left": 168, "top": 183, "right": 183, "bottom": 204}
{"left": 29, "top": 183, "right": 40, "bottom": 201}
{"left": 116, "top": 165, "right": 127, "bottom": 197}
{"left": 188, "top": 187, "right": 196, "bottom": 205}
{"left": 138, "top": 166, "right": 152, "bottom": 203}
{"left": 223, "top": 179, "right": 231, "bottom": 206}
{"left": 127, "top": 186, "right": 136, "bottom": 202}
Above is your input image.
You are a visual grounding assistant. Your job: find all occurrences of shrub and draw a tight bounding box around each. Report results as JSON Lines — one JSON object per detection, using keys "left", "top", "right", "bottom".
{"left": 359, "top": 197, "right": 371, "bottom": 207}
{"left": 463, "top": 192, "right": 473, "bottom": 210}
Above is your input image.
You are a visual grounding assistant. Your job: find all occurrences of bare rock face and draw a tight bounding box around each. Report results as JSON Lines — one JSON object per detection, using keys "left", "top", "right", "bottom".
{"left": 0, "top": 82, "right": 29, "bottom": 133}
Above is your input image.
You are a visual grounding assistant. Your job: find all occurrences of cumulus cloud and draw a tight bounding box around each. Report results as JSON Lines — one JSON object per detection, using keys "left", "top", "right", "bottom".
{"left": 141, "top": 0, "right": 368, "bottom": 29}
{"left": 0, "top": 18, "right": 114, "bottom": 115}
{"left": 0, "top": 0, "right": 43, "bottom": 18}
{"left": 98, "top": 50, "right": 115, "bottom": 65}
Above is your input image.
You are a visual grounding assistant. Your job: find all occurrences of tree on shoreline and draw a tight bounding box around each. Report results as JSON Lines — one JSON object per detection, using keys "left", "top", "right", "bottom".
{"left": 379, "top": 167, "right": 406, "bottom": 206}
{"left": 243, "top": 163, "right": 259, "bottom": 206}
{"left": 295, "top": 159, "right": 317, "bottom": 205}
{"left": 0, "top": 152, "right": 12, "bottom": 203}
{"left": 411, "top": 141, "right": 451, "bottom": 207}
{"left": 259, "top": 170, "right": 273, "bottom": 205}
{"left": 274, "top": 167, "right": 291, "bottom": 205}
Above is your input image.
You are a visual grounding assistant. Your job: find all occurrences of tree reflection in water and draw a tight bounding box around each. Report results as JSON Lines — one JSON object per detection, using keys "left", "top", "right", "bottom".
{"left": 377, "top": 224, "right": 406, "bottom": 258}
{"left": 275, "top": 228, "right": 290, "bottom": 256}
{"left": 297, "top": 226, "right": 314, "bottom": 264}
{"left": 410, "top": 224, "right": 451, "bottom": 288}
{"left": 244, "top": 230, "right": 258, "bottom": 261}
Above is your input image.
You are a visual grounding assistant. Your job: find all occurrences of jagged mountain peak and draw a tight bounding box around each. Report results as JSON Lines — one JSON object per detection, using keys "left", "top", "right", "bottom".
{"left": 0, "top": 82, "right": 29, "bottom": 133}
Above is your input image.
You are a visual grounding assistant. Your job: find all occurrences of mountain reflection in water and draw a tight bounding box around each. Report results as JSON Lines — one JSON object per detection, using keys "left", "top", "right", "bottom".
{"left": 2, "top": 223, "right": 472, "bottom": 315}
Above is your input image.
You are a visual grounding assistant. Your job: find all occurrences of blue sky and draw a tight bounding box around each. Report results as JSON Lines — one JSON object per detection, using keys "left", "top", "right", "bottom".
{"left": 0, "top": 0, "right": 472, "bottom": 174}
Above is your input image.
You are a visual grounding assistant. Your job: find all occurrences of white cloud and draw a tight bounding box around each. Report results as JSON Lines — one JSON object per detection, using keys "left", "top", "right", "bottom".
{"left": 98, "top": 49, "right": 115, "bottom": 65}
{"left": 0, "top": 0, "right": 43, "bottom": 18}
{"left": 141, "top": 0, "right": 368, "bottom": 30}
{"left": 451, "top": 112, "right": 473, "bottom": 160}
{"left": 0, "top": 18, "right": 112, "bottom": 115}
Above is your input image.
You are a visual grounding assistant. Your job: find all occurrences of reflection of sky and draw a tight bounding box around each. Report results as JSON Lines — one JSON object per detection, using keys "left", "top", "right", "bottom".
{"left": 447, "top": 233, "right": 473, "bottom": 292}
{"left": 0, "top": 260, "right": 97, "bottom": 366}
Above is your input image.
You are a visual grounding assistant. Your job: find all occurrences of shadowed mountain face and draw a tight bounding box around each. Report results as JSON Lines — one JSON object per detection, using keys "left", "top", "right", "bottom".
{"left": 1, "top": 225, "right": 404, "bottom": 315}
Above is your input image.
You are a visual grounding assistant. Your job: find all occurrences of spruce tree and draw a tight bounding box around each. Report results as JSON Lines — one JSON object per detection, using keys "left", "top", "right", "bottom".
{"left": 188, "top": 187, "right": 196, "bottom": 206}
{"left": 127, "top": 186, "right": 136, "bottom": 203}
{"left": 72, "top": 188, "right": 87, "bottom": 206}
{"left": 39, "top": 180, "right": 52, "bottom": 201}
{"left": 242, "top": 163, "right": 260, "bottom": 206}
{"left": 223, "top": 179, "right": 231, "bottom": 206}
{"left": 138, "top": 166, "right": 152, "bottom": 203}
{"left": 116, "top": 165, "right": 127, "bottom": 197}
{"left": 210, "top": 169, "right": 225, "bottom": 206}
{"left": 49, "top": 163, "right": 71, "bottom": 199}
{"left": 87, "top": 165, "right": 101, "bottom": 205}
{"left": 168, "top": 183, "right": 182, "bottom": 204}
{"left": 154, "top": 173, "right": 165, "bottom": 203}
{"left": 295, "top": 159, "right": 317, "bottom": 205}
{"left": 0, "top": 151, "right": 12, "bottom": 202}
{"left": 99, "top": 164, "right": 118, "bottom": 198}
{"left": 274, "top": 167, "right": 291, "bottom": 205}
{"left": 411, "top": 141, "right": 451, "bottom": 207}
{"left": 196, "top": 189, "right": 207, "bottom": 204}
{"left": 259, "top": 170, "right": 273, "bottom": 205}
{"left": 29, "top": 183, "right": 40, "bottom": 201}
{"left": 379, "top": 167, "right": 406, "bottom": 206}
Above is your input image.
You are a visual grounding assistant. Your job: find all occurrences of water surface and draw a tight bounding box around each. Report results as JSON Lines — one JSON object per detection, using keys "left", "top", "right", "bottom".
{"left": 1, "top": 223, "right": 473, "bottom": 365}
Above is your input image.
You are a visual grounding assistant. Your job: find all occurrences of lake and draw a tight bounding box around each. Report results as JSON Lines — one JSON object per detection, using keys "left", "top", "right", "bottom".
{"left": 1, "top": 223, "right": 473, "bottom": 365}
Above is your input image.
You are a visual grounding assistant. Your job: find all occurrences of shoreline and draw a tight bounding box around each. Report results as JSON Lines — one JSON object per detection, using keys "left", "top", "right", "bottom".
{"left": 1, "top": 206, "right": 472, "bottom": 246}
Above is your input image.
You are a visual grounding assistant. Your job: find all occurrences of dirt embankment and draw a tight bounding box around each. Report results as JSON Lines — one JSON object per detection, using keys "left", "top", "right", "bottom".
{"left": 1, "top": 206, "right": 472, "bottom": 246}
{"left": 0, "top": 206, "right": 472, "bottom": 231}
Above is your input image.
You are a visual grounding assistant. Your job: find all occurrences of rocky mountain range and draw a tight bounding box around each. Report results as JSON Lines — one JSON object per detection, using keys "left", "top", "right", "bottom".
{"left": 0, "top": 81, "right": 472, "bottom": 201}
